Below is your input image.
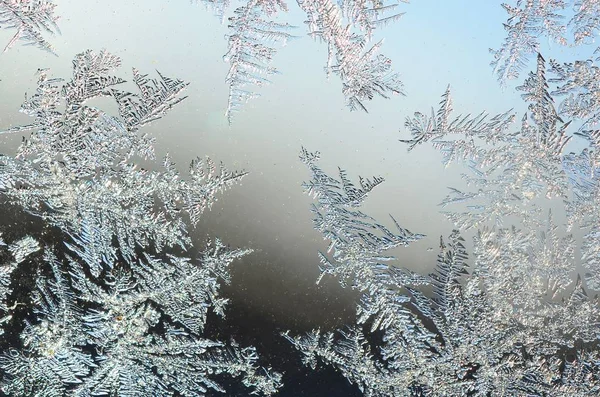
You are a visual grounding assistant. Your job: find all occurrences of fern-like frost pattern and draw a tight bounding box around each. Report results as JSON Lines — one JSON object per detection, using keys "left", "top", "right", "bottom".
{"left": 287, "top": 58, "right": 600, "bottom": 394}
{"left": 491, "top": 0, "right": 600, "bottom": 83}
{"left": 197, "top": 0, "right": 406, "bottom": 121}
{"left": 0, "top": 50, "right": 281, "bottom": 396}
{"left": 0, "top": 0, "right": 59, "bottom": 54}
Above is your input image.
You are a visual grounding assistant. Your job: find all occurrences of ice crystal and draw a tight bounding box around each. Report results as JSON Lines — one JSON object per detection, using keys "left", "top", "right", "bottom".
{"left": 338, "top": 0, "right": 407, "bottom": 37}
{"left": 550, "top": 57, "right": 600, "bottom": 133}
{"left": 0, "top": 235, "right": 39, "bottom": 337}
{"left": 0, "top": 49, "right": 246, "bottom": 276}
{"left": 298, "top": 0, "right": 404, "bottom": 112}
{"left": 298, "top": 147, "right": 425, "bottom": 287}
{"left": 0, "top": 50, "right": 281, "bottom": 396}
{"left": 403, "top": 54, "right": 571, "bottom": 231}
{"left": 196, "top": 0, "right": 406, "bottom": 121}
{"left": 491, "top": 0, "right": 600, "bottom": 83}
{"left": 287, "top": 56, "right": 600, "bottom": 393}
{"left": 0, "top": 0, "right": 59, "bottom": 54}
{"left": 224, "top": 0, "right": 294, "bottom": 123}
{"left": 8, "top": 235, "right": 40, "bottom": 264}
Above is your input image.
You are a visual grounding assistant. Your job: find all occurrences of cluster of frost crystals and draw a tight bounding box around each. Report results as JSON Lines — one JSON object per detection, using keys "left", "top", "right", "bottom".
{"left": 495, "top": 3, "right": 600, "bottom": 294}
{"left": 0, "top": 50, "right": 281, "bottom": 396}
{"left": 403, "top": 54, "right": 573, "bottom": 232}
{"left": 0, "top": 0, "right": 59, "bottom": 54}
{"left": 286, "top": 54, "right": 600, "bottom": 394}
{"left": 0, "top": 49, "right": 247, "bottom": 276}
{"left": 223, "top": 0, "right": 294, "bottom": 123}
{"left": 491, "top": 0, "right": 600, "bottom": 83}
{"left": 297, "top": 0, "right": 404, "bottom": 112}
{"left": 1, "top": 242, "right": 281, "bottom": 396}
{"left": 196, "top": 0, "right": 406, "bottom": 122}
{"left": 0, "top": 235, "right": 40, "bottom": 337}
{"left": 404, "top": 51, "right": 600, "bottom": 295}
{"left": 549, "top": 51, "right": 600, "bottom": 293}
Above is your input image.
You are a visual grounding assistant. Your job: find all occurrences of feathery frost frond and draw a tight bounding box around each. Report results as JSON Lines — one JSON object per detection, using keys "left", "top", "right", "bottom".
{"left": 194, "top": 0, "right": 408, "bottom": 121}
{"left": 0, "top": 50, "right": 247, "bottom": 276}
{"left": 0, "top": 235, "right": 40, "bottom": 336}
{"left": 288, "top": 53, "right": 600, "bottom": 394}
{"left": 0, "top": 0, "right": 60, "bottom": 54}
{"left": 224, "top": 0, "right": 294, "bottom": 123}
{"left": 299, "top": 147, "right": 424, "bottom": 286}
{"left": 339, "top": 0, "right": 407, "bottom": 37}
{"left": 0, "top": 50, "right": 281, "bottom": 396}
{"left": 299, "top": 0, "right": 404, "bottom": 111}
{"left": 491, "top": 0, "right": 600, "bottom": 83}
{"left": 491, "top": 0, "right": 566, "bottom": 83}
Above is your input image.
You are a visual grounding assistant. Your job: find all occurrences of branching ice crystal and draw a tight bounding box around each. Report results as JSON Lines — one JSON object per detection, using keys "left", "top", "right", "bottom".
{"left": 286, "top": 54, "right": 600, "bottom": 393}
{"left": 0, "top": 235, "right": 40, "bottom": 337}
{"left": 403, "top": 54, "right": 572, "bottom": 231}
{"left": 223, "top": 0, "right": 294, "bottom": 123}
{"left": 196, "top": 0, "right": 406, "bottom": 122}
{"left": 298, "top": 0, "right": 403, "bottom": 112}
{"left": 298, "top": 147, "right": 425, "bottom": 287}
{"left": 0, "top": 50, "right": 281, "bottom": 396}
{"left": 491, "top": 0, "right": 600, "bottom": 83}
{"left": 0, "top": 49, "right": 246, "bottom": 276}
{"left": 0, "top": 0, "right": 59, "bottom": 54}
{"left": 550, "top": 57, "right": 600, "bottom": 133}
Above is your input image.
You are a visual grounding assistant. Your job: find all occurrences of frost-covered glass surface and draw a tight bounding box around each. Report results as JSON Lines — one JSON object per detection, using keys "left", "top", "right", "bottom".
{"left": 1, "top": 0, "right": 600, "bottom": 396}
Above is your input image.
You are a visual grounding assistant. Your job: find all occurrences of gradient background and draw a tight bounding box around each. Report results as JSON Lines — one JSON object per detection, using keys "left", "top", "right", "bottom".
{"left": 0, "top": 1, "right": 584, "bottom": 395}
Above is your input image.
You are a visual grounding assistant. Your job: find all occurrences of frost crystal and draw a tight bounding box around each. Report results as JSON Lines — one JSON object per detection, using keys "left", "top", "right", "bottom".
{"left": 0, "top": 49, "right": 246, "bottom": 276}
{"left": 8, "top": 235, "right": 40, "bottom": 264}
{"left": 298, "top": 0, "right": 404, "bottom": 112}
{"left": 298, "top": 147, "right": 425, "bottom": 287}
{"left": 550, "top": 57, "right": 600, "bottom": 133}
{"left": 196, "top": 0, "right": 406, "bottom": 121}
{"left": 0, "top": 235, "right": 39, "bottom": 337}
{"left": 287, "top": 56, "right": 600, "bottom": 394}
{"left": 491, "top": 0, "right": 600, "bottom": 83}
{"left": 224, "top": 0, "right": 294, "bottom": 123}
{"left": 0, "top": 0, "right": 60, "bottom": 54}
{"left": 0, "top": 50, "right": 281, "bottom": 396}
